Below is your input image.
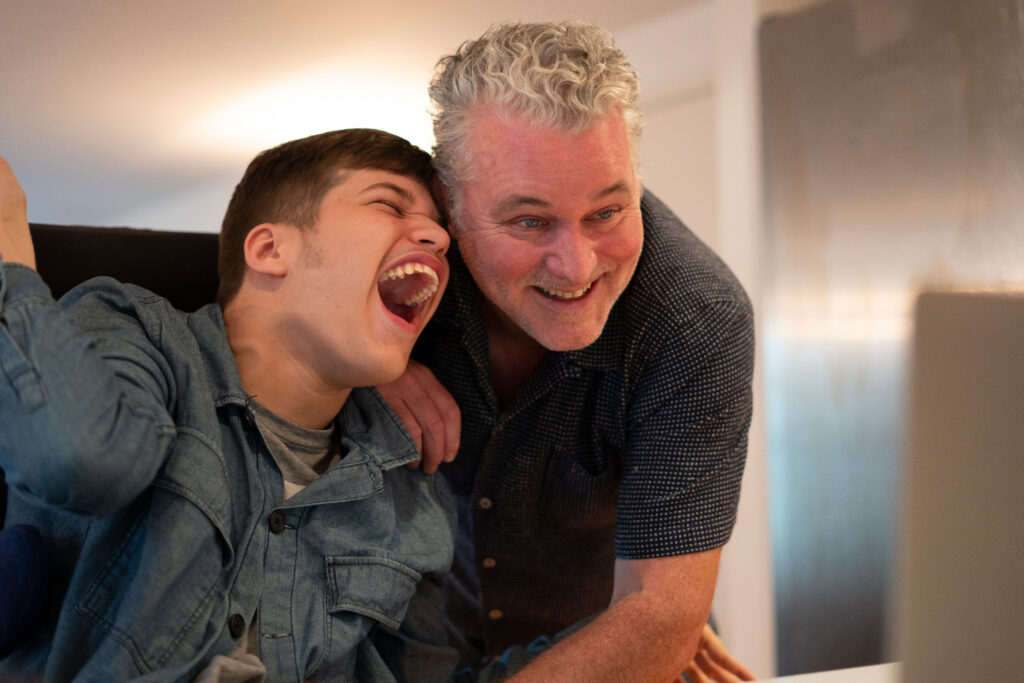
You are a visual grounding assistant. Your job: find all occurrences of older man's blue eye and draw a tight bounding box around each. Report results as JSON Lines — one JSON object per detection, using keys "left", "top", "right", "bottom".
{"left": 521, "top": 218, "right": 540, "bottom": 228}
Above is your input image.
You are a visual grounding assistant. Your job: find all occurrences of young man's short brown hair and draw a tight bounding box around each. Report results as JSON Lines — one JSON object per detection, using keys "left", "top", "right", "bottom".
{"left": 217, "top": 128, "right": 437, "bottom": 306}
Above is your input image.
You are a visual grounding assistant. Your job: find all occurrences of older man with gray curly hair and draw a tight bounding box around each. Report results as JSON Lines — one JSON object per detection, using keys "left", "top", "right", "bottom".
{"left": 381, "top": 21, "right": 757, "bottom": 682}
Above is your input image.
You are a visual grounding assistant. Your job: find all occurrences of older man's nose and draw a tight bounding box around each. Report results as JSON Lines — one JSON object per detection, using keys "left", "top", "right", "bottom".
{"left": 545, "top": 224, "right": 597, "bottom": 285}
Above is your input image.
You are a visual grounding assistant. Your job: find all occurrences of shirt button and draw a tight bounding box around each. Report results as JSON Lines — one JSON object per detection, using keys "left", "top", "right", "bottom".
{"left": 488, "top": 609, "right": 504, "bottom": 620}
{"left": 478, "top": 497, "right": 493, "bottom": 510}
{"left": 482, "top": 557, "right": 497, "bottom": 568}
{"left": 228, "top": 613, "right": 246, "bottom": 639}
{"left": 269, "top": 510, "right": 286, "bottom": 534}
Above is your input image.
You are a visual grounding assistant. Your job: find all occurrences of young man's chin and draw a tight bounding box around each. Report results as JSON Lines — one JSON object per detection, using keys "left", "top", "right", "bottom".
{"left": 357, "top": 350, "right": 415, "bottom": 388}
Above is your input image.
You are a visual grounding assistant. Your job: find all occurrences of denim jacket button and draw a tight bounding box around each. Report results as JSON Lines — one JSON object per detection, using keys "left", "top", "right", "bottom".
{"left": 228, "top": 613, "right": 246, "bottom": 639}
{"left": 269, "top": 510, "right": 286, "bottom": 534}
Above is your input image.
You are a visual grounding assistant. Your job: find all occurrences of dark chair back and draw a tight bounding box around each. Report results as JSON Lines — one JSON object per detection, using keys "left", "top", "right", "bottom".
{"left": 30, "top": 223, "right": 220, "bottom": 309}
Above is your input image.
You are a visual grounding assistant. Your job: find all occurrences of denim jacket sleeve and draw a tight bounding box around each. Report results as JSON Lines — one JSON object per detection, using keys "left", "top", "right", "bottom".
{"left": 0, "top": 261, "right": 177, "bottom": 516}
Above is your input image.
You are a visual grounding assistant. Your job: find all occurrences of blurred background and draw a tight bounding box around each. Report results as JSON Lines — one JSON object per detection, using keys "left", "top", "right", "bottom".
{"left": 3, "top": 0, "right": 1022, "bottom": 677}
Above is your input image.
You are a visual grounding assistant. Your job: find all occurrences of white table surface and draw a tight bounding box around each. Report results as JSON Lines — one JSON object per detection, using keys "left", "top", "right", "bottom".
{"left": 759, "top": 662, "right": 901, "bottom": 683}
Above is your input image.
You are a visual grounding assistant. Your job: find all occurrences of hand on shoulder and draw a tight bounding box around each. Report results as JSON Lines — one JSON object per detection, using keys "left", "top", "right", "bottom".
{"left": 377, "top": 359, "right": 461, "bottom": 474}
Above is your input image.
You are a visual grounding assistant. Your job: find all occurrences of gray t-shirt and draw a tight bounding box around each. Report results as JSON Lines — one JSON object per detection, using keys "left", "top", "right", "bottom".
{"left": 250, "top": 399, "right": 341, "bottom": 499}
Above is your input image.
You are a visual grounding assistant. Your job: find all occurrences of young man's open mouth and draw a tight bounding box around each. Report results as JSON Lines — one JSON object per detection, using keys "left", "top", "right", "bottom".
{"left": 377, "top": 256, "right": 445, "bottom": 329}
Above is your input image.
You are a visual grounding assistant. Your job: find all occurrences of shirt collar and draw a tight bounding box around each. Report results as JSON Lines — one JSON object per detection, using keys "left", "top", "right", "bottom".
{"left": 189, "top": 303, "right": 253, "bottom": 409}
{"left": 334, "top": 387, "right": 421, "bottom": 469}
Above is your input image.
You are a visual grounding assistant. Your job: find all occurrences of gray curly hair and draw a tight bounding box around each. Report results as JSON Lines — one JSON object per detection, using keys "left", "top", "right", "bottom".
{"left": 428, "top": 21, "right": 644, "bottom": 223}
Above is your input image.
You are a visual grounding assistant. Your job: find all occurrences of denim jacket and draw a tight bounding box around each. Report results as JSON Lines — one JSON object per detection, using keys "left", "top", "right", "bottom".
{"left": 0, "top": 262, "right": 460, "bottom": 682}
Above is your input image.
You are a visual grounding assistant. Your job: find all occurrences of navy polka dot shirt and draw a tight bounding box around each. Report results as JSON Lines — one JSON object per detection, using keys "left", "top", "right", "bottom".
{"left": 415, "top": 190, "right": 755, "bottom": 662}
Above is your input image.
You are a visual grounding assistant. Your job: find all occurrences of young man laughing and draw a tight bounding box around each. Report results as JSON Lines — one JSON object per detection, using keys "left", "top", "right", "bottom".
{"left": 0, "top": 130, "right": 459, "bottom": 681}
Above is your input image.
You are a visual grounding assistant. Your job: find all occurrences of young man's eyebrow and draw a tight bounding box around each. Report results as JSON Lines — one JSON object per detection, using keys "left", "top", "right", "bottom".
{"left": 359, "top": 182, "right": 415, "bottom": 203}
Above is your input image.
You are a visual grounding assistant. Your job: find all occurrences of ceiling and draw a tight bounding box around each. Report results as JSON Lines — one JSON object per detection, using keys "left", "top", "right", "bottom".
{"left": 2, "top": 0, "right": 689, "bottom": 230}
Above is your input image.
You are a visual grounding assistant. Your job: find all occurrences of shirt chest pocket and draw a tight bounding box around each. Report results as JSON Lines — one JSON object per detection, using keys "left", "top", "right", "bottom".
{"left": 538, "top": 439, "right": 620, "bottom": 529}
{"left": 325, "top": 556, "right": 421, "bottom": 641}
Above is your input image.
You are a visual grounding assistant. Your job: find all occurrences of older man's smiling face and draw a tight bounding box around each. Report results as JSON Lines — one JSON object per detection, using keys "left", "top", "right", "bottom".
{"left": 451, "top": 108, "right": 643, "bottom": 351}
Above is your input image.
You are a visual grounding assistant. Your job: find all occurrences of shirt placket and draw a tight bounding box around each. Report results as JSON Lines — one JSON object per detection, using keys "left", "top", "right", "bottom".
{"left": 242, "top": 409, "right": 303, "bottom": 682}
{"left": 470, "top": 359, "right": 582, "bottom": 650}
{"left": 258, "top": 502, "right": 301, "bottom": 680}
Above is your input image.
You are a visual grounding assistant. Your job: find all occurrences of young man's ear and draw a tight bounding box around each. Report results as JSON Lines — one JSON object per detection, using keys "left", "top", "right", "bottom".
{"left": 242, "top": 223, "right": 292, "bottom": 277}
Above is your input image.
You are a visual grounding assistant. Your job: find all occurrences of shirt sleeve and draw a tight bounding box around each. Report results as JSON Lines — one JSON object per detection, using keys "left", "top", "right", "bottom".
{"left": 614, "top": 294, "right": 755, "bottom": 559}
{"left": 0, "top": 262, "right": 177, "bottom": 516}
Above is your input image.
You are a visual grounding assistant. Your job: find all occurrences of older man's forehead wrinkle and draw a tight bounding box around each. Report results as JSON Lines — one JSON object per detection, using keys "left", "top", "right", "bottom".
{"left": 492, "top": 194, "right": 551, "bottom": 216}
{"left": 593, "top": 180, "right": 634, "bottom": 201}
{"left": 490, "top": 180, "right": 634, "bottom": 218}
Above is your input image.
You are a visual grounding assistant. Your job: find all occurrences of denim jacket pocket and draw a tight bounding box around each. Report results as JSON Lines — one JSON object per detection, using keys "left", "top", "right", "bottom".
{"left": 326, "top": 556, "right": 421, "bottom": 630}
{"left": 76, "top": 484, "right": 230, "bottom": 674}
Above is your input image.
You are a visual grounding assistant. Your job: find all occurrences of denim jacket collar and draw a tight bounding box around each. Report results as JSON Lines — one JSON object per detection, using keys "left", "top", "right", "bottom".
{"left": 189, "top": 303, "right": 257, "bottom": 411}
{"left": 191, "top": 303, "right": 417, "bottom": 469}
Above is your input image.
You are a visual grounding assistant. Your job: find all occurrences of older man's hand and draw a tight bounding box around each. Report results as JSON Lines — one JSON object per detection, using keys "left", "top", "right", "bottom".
{"left": 0, "top": 156, "right": 36, "bottom": 269}
{"left": 682, "top": 624, "right": 756, "bottom": 682}
{"left": 377, "top": 359, "right": 461, "bottom": 473}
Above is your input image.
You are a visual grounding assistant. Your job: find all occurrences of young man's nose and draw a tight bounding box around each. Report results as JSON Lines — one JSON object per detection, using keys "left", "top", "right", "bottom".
{"left": 410, "top": 217, "right": 450, "bottom": 256}
{"left": 544, "top": 224, "right": 597, "bottom": 284}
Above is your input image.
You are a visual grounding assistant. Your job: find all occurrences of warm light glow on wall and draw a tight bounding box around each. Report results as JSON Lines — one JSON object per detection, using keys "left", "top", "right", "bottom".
{"left": 181, "top": 62, "right": 436, "bottom": 158}
{"left": 769, "top": 288, "right": 915, "bottom": 343}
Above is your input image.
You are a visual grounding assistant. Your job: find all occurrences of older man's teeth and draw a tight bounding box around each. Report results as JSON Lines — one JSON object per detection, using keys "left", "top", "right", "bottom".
{"left": 540, "top": 284, "right": 591, "bottom": 300}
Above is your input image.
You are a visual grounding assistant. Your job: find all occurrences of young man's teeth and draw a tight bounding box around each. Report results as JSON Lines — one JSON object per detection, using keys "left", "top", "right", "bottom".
{"left": 541, "top": 284, "right": 590, "bottom": 300}
{"left": 380, "top": 262, "right": 439, "bottom": 286}
{"left": 379, "top": 263, "right": 440, "bottom": 306}
{"left": 404, "top": 280, "right": 439, "bottom": 306}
